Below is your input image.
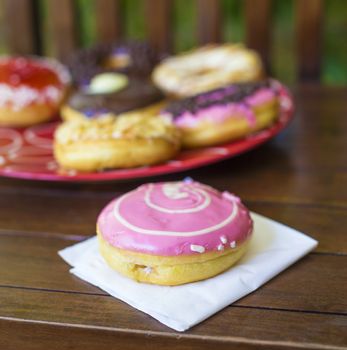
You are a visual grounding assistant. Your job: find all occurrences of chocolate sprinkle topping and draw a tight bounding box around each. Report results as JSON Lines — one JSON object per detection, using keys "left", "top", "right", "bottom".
{"left": 68, "top": 40, "right": 164, "bottom": 86}
{"left": 164, "top": 80, "right": 274, "bottom": 118}
{"left": 67, "top": 77, "right": 163, "bottom": 117}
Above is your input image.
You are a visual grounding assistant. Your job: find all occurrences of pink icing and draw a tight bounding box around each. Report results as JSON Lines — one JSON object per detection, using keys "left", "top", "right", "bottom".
{"left": 98, "top": 181, "right": 253, "bottom": 256}
{"left": 245, "top": 88, "right": 276, "bottom": 106}
{"left": 175, "top": 103, "right": 257, "bottom": 128}
{"left": 175, "top": 87, "right": 276, "bottom": 129}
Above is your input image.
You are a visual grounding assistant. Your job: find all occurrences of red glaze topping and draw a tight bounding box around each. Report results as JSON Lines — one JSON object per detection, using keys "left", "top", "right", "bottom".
{"left": 0, "top": 57, "right": 62, "bottom": 90}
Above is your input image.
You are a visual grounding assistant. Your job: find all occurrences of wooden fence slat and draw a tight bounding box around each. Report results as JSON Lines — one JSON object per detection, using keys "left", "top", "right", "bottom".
{"left": 197, "top": 0, "right": 222, "bottom": 44}
{"left": 245, "top": 0, "right": 272, "bottom": 74}
{"left": 95, "top": 0, "right": 121, "bottom": 43}
{"left": 47, "top": 0, "right": 78, "bottom": 61}
{"left": 296, "top": 0, "right": 323, "bottom": 82}
{"left": 4, "top": 0, "right": 40, "bottom": 55}
{"left": 144, "top": 0, "right": 172, "bottom": 53}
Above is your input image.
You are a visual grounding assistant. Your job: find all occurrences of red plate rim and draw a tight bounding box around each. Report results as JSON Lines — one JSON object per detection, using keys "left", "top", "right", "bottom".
{"left": 0, "top": 83, "right": 294, "bottom": 183}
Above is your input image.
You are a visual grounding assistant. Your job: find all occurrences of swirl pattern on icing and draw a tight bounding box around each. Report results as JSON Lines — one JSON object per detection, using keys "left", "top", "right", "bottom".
{"left": 98, "top": 181, "right": 253, "bottom": 256}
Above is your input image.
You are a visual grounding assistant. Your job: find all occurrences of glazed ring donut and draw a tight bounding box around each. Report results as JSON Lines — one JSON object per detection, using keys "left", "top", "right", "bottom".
{"left": 162, "top": 79, "right": 280, "bottom": 148}
{"left": 152, "top": 44, "right": 263, "bottom": 98}
{"left": 0, "top": 56, "right": 70, "bottom": 127}
{"left": 63, "top": 41, "right": 164, "bottom": 120}
{"left": 97, "top": 180, "right": 253, "bottom": 285}
{"left": 53, "top": 113, "right": 181, "bottom": 172}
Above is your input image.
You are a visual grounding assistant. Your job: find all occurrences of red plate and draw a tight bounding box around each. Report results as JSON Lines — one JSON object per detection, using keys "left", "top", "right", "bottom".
{"left": 0, "top": 84, "right": 294, "bottom": 182}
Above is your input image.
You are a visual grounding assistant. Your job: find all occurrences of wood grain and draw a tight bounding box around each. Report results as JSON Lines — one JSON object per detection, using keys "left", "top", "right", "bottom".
{"left": 3, "top": 0, "right": 40, "bottom": 55}
{"left": 95, "top": 0, "right": 121, "bottom": 43}
{"left": 144, "top": 0, "right": 172, "bottom": 53}
{"left": 0, "top": 288, "right": 346, "bottom": 350}
{"left": 0, "top": 233, "right": 346, "bottom": 315}
{"left": 197, "top": 0, "right": 222, "bottom": 44}
{"left": 245, "top": 0, "right": 272, "bottom": 73}
{"left": 47, "top": 0, "right": 78, "bottom": 60}
{"left": 296, "top": 0, "right": 323, "bottom": 81}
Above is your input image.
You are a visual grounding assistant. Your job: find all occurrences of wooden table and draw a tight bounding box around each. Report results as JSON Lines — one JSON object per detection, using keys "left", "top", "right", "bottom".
{"left": 0, "top": 85, "right": 346, "bottom": 350}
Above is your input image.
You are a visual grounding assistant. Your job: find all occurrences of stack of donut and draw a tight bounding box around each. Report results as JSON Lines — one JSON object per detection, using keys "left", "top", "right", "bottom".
{"left": 62, "top": 41, "right": 164, "bottom": 121}
{"left": 0, "top": 41, "right": 283, "bottom": 172}
{"left": 53, "top": 42, "right": 282, "bottom": 172}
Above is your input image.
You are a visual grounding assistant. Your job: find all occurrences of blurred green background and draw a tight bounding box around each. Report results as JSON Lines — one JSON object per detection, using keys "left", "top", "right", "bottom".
{"left": 1, "top": 0, "right": 346, "bottom": 85}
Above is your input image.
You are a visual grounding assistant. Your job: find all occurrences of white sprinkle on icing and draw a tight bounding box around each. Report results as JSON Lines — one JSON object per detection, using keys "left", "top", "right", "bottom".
{"left": 190, "top": 244, "right": 205, "bottom": 253}
{"left": 217, "top": 244, "right": 224, "bottom": 251}
{"left": 220, "top": 235, "right": 227, "bottom": 244}
{"left": 230, "top": 241, "right": 236, "bottom": 248}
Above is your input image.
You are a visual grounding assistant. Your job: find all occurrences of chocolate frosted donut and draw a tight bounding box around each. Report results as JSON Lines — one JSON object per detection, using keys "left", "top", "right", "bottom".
{"left": 63, "top": 41, "right": 164, "bottom": 120}
{"left": 68, "top": 40, "right": 162, "bottom": 86}
{"left": 164, "top": 80, "right": 272, "bottom": 119}
{"left": 66, "top": 77, "right": 163, "bottom": 118}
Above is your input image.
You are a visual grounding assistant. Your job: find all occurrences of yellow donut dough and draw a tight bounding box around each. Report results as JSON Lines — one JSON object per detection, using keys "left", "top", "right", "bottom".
{"left": 181, "top": 99, "right": 279, "bottom": 148}
{"left": 54, "top": 113, "right": 181, "bottom": 172}
{"left": 98, "top": 229, "right": 251, "bottom": 286}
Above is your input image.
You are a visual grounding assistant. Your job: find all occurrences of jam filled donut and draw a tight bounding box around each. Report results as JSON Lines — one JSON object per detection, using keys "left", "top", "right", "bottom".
{"left": 152, "top": 43, "right": 263, "bottom": 98}
{"left": 162, "top": 79, "right": 280, "bottom": 148}
{"left": 53, "top": 113, "right": 181, "bottom": 172}
{"left": 0, "top": 56, "right": 70, "bottom": 127}
{"left": 63, "top": 41, "right": 163, "bottom": 121}
{"left": 97, "top": 180, "right": 253, "bottom": 285}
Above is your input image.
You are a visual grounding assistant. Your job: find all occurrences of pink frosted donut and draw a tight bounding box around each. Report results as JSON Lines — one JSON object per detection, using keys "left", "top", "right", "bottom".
{"left": 97, "top": 180, "right": 253, "bottom": 285}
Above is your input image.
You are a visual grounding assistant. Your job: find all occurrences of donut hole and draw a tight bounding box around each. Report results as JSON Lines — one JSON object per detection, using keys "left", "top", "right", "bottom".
{"left": 193, "top": 67, "right": 215, "bottom": 77}
{"left": 102, "top": 53, "right": 132, "bottom": 70}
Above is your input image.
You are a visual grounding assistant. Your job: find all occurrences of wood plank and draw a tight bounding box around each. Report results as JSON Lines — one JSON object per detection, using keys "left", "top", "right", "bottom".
{"left": 0, "top": 233, "right": 346, "bottom": 315}
{"left": 247, "top": 202, "right": 347, "bottom": 254}
{"left": 0, "top": 190, "right": 346, "bottom": 254}
{"left": 3, "top": 0, "right": 40, "bottom": 55}
{"left": 245, "top": 0, "right": 272, "bottom": 73}
{"left": 0, "top": 288, "right": 346, "bottom": 350}
{"left": 144, "top": 0, "right": 172, "bottom": 53}
{"left": 237, "top": 253, "right": 347, "bottom": 314}
{"left": 295, "top": 0, "right": 323, "bottom": 82}
{"left": 95, "top": 0, "right": 121, "bottom": 43}
{"left": 197, "top": 0, "right": 222, "bottom": 44}
{"left": 47, "top": 0, "right": 78, "bottom": 60}
{"left": 0, "top": 233, "right": 97, "bottom": 294}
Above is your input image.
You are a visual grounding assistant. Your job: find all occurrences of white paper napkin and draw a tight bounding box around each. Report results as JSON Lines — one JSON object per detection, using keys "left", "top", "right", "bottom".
{"left": 59, "top": 212, "right": 317, "bottom": 331}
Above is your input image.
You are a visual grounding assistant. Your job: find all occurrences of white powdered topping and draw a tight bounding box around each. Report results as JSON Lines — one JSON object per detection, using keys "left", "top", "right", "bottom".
{"left": 190, "top": 244, "right": 205, "bottom": 253}
{"left": 0, "top": 56, "right": 70, "bottom": 110}
{"left": 230, "top": 241, "right": 236, "bottom": 248}
{"left": 0, "top": 83, "right": 62, "bottom": 111}
{"left": 217, "top": 244, "right": 224, "bottom": 251}
{"left": 220, "top": 235, "right": 227, "bottom": 244}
